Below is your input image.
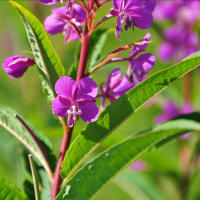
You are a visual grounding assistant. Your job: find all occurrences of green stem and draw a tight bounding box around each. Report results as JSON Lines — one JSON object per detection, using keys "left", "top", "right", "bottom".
{"left": 28, "top": 154, "right": 41, "bottom": 200}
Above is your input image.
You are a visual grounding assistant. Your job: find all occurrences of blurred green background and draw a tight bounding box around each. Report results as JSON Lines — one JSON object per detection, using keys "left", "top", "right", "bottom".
{"left": 1, "top": 1, "right": 200, "bottom": 199}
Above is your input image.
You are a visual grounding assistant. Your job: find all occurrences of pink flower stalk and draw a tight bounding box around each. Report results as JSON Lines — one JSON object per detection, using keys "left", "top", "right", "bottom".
{"left": 2, "top": 55, "right": 35, "bottom": 78}
{"left": 52, "top": 76, "right": 100, "bottom": 127}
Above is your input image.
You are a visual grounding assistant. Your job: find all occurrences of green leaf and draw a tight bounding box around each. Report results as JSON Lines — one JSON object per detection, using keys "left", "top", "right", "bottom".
{"left": 23, "top": 180, "right": 34, "bottom": 200}
{"left": 57, "top": 118, "right": 200, "bottom": 200}
{"left": 61, "top": 52, "right": 200, "bottom": 179}
{"left": 22, "top": 149, "right": 51, "bottom": 200}
{"left": 10, "top": 1, "right": 65, "bottom": 102}
{"left": 115, "top": 170, "right": 167, "bottom": 200}
{"left": 39, "top": 169, "right": 51, "bottom": 200}
{"left": 0, "top": 176, "right": 28, "bottom": 200}
{"left": 187, "top": 170, "right": 200, "bottom": 200}
{"left": 68, "top": 45, "right": 81, "bottom": 80}
{"left": 0, "top": 105, "right": 54, "bottom": 180}
{"left": 87, "top": 28, "right": 109, "bottom": 72}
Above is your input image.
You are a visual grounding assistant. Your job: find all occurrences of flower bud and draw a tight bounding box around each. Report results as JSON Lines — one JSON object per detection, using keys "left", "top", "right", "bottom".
{"left": 2, "top": 55, "right": 35, "bottom": 78}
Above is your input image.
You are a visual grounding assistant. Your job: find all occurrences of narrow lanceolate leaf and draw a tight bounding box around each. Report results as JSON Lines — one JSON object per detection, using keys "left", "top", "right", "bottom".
{"left": 57, "top": 118, "right": 200, "bottom": 200}
{"left": 0, "top": 176, "right": 28, "bottom": 200}
{"left": 10, "top": 1, "right": 65, "bottom": 102}
{"left": 87, "top": 28, "right": 109, "bottom": 72}
{"left": 0, "top": 105, "right": 53, "bottom": 180}
{"left": 68, "top": 45, "right": 80, "bottom": 80}
{"left": 61, "top": 53, "right": 200, "bottom": 179}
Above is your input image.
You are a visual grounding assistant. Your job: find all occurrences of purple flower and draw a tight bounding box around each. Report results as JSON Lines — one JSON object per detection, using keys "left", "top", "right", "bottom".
{"left": 156, "top": 101, "right": 193, "bottom": 124}
{"left": 130, "top": 160, "right": 146, "bottom": 171}
{"left": 154, "top": 0, "right": 200, "bottom": 24}
{"left": 40, "top": 0, "right": 60, "bottom": 5}
{"left": 52, "top": 76, "right": 99, "bottom": 127}
{"left": 156, "top": 101, "right": 193, "bottom": 140}
{"left": 44, "top": 4, "right": 86, "bottom": 43}
{"left": 129, "top": 53, "right": 156, "bottom": 83}
{"left": 100, "top": 68, "right": 134, "bottom": 108}
{"left": 2, "top": 55, "right": 35, "bottom": 78}
{"left": 158, "top": 24, "right": 199, "bottom": 62}
{"left": 128, "top": 33, "right": 156, "bottom": 83}
{"left": 130, "top": 32, "right": 151, "bottom": 57}
{"left": 154, "top": 1, "right": 181, "bottom": 21}
{"left": 110, "top": 0, "right": 156, "bottom": 39}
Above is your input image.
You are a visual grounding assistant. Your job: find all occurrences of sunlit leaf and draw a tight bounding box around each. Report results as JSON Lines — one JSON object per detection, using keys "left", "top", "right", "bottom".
{"left": 0, "top": 176, "right": 28, "bottom": 200}
{"left": 57, "top": 117, "right": 200, "bottom": 200}
{"left": 0, "top": 105, "right": 54, "bottom": 180}
{"left": 61, "top": 52, "right": 200, "bottom": 179}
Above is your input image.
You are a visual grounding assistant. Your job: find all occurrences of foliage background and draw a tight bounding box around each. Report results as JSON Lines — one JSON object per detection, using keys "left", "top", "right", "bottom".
{"left": 0, "top": 1, "right": 200, "bottom": 199}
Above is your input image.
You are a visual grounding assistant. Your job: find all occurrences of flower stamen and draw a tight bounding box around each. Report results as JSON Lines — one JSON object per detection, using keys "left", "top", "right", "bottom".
{"left": 67, "top": 105, "right": 82, "bottom": 121}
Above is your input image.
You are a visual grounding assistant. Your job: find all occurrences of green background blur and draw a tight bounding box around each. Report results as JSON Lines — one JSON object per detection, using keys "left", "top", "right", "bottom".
{"left": 1, "top": 1, "right": 200, "bottom": 199}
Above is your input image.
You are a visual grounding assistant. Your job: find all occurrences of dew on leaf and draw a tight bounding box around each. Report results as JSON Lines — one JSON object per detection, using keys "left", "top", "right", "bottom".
{"left": 62, "top": 185, "right": 71, "bottom": 198}
{"left": 88, "top": 164, "right": 94, "bottom": 170}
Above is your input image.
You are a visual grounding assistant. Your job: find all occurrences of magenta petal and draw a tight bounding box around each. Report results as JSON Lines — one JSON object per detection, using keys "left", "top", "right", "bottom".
{"left": 113, "top": 0, "right": 120, "bottom": 9}
{"left": 44, "top": 15, "right": 65, "bottom": 34}
{"left": 64, "top": 25, "right": 80, "bottom": 43}
{"left": 179, "top": 133, "right": 190, "bottom": 140}
{"left": 55, "top": 76, "right": 76, "bottom": 99}
{"left": 67, "top": 114, "right": 74, "bottom": 128}
{"left": 130, "top": 32, "right": 151, "bottom": 57}
{"left": 158, "top": 42, "right": 175, "bottom": 62}
{"left": 132, "top": 8, "right": 153, "bottom": 29}
{"left": 106, "top": 68, "right": 122, "bottom": 89}
{"left": 131, "top": 160, "right": 145, "bottom": 171}
{"left": 79, "top": 102, "right": 99, "bottom": 122}
{"left": 52, "top": 96, "right": 70, "bottom": 117}
{"left": 132, "top": 53, "right": 156, "bottom": 81}
{"left": 3, "top": 55, "right": 35, "bottom": 78}
{"left": 180, "top": 102, "right": 193, "bottom": 114}
{"left": 77, "top": 77, "right": 98, "bottom": 100}
{"left": 113, "top": 76, "right": 134, "bottom": 96}
{"left": 40, "top": 0, "right": 60, "bottom": 5}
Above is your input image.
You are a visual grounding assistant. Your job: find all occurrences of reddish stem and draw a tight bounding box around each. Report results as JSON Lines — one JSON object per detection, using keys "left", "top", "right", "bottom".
{"left": 88, "top": 0, "right": 95, "bottom": 11}
{"left": 51, "top": 3, "right": 94, "bottom": 199}
{"left": 51, "top": 128, "right": 72, "bottom": 200}
{"left": 76, "top": 13, "right": 91, "bottom": 82}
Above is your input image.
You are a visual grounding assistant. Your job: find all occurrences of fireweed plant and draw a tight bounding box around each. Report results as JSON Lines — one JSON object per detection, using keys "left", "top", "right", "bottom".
{"left": 1, "top": 0, "right": 200, "bottom": 200}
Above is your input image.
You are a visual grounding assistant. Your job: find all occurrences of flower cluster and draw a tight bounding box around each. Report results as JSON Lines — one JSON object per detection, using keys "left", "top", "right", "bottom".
{"left": 99, "top": 33, "right": 156, "bottom": 109}
{"left": 154, "top": 0, "right": 200, "bottom": 62}
{"left": 44, "top": 3, "right": 86, "bottom": 43}
{"left": 2, "top": 0, "right": 157, "bottom": 127}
